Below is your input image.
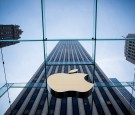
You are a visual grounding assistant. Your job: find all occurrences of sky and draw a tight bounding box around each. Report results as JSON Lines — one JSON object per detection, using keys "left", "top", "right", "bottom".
{"left": 0, "top": 0, "right": 135, "bottom": 114}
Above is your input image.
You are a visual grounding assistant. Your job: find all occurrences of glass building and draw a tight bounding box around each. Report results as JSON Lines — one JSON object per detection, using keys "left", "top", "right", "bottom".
{"left": 5, "top": 41, "right": 135, "bottom": 115}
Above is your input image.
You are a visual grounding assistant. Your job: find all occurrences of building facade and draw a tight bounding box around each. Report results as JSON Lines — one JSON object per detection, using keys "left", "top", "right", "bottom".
{"left": 110, "top": 78, "right": 135, "bottom": 110}
{"left": 6, "top": 41, "right": 135, "bottom": 115}
{"left": 125, "top": 34, "right": 135, "bottom": 64}
{"left": 0, "top": 25, "right": 23, "bottom": 48}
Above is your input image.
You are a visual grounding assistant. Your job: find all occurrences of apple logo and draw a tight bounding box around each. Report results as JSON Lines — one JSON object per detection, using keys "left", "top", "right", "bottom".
{"left": 47, "top": 69, "right": 94, "bottom": 98}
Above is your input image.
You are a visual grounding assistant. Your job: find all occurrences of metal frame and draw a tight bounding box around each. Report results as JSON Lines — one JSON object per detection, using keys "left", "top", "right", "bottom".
{"left": 0, "top": 0, "right": 135, "bottom": 114}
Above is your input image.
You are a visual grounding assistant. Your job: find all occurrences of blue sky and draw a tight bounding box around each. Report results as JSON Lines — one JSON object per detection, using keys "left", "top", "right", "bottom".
{"left": 0, "top": 0, "right": 135, "bottom": 114}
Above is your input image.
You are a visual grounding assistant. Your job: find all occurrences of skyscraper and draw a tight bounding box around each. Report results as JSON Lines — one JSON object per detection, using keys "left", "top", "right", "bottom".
{"left": 5, "top": 41, "right": 135, "bottom": 115}
{"left": 0, "top": 25, "right": 23, "bottom": 48}
{"left": 110, "top": 78, "right": 135, "bottom": 110}
{"left": 125, "top": 34, "right": 135, "bottom": 64}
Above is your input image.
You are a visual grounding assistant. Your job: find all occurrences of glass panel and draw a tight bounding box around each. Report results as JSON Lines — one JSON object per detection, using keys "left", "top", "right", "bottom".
{"left": 0, "top": 0, "right": 135, "bottom": 114}
{"left": 8, "top": 88, "right": 22, "bottom": 104}
{"left": 0, "top": 84, "right": 13, "bottom": 97}
{"left": 96, "top": 40, "right": 135, "bottom": 97}
{"left": 0, "top": 91, "right": 10, "bottom": 114}
{"left": 1, "top": 42, "right": 43, "bottom": 83}
{"left": 47, "top": 41, "right": 93, "bottom": 65}
{"left": 80, "top": 41, "right": 93, "bottom": 60}
{"left": 0, "top": 50, "right": 6, "bottom": 88}
{"left": 47, "top": 41, "right": 58, "bottom": 57}
{"left": 0, "top": 0, "right": 42, "bottom": 40}
{"left": 97, "top": 0, "right": 135, "bottom": 39}
{"left": 45, "top": 0, "right": 94, "bottom": 39}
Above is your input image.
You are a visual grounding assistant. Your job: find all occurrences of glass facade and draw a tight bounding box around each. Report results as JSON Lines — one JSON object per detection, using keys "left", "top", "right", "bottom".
{"left": 0, "top": 0, "right": 135, "bottom": 114}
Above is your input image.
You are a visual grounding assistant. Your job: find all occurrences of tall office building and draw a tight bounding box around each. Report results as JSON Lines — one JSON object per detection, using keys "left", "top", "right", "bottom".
{"left": 110, "top": 78, "right": 135, "bottom": 110}
{"left": 0, "top": 25, "right": 23, "bottom": 48}
{"left": 125, "top": 34, "right": 135, "bottom": 64}
{"left": 6, "top": 41, "right": 135, "bottom": 115}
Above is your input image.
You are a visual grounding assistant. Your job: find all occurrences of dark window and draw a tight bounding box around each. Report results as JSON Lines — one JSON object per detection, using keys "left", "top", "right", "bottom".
{"left": 83, "top": 98, "right": 91, "bottom": 115}
{"left": 60, "top": 98, "right": 67, "bottom": 115}
{"left": 48, "top": 96, "right": 56, "bottom": 115}
{"left": 93, "top": 91, "right": 105, "bottom": 115}
{"left": 72, "top": 97, "right": 79, "bottom": 115}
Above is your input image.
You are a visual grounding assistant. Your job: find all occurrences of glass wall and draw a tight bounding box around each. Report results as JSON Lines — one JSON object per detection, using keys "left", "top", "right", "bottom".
{"left": 0, "top": 0, "right": 135, "bottom": 114}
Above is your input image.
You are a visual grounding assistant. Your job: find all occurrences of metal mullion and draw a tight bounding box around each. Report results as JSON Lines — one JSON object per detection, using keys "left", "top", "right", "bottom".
{"left": 1, "top": 82, "right": 135, "bottom": 89}
{"left": 91, "top": 0, "right": 98, "bottom": 114}
{"left": 1, "top": 38, "right": 135, "bottom": 43}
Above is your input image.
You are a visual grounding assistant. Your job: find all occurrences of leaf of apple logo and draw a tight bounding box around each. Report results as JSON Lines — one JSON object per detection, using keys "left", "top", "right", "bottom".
{"left": 47, "top": 69, "right": 94, "bottom": 98}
